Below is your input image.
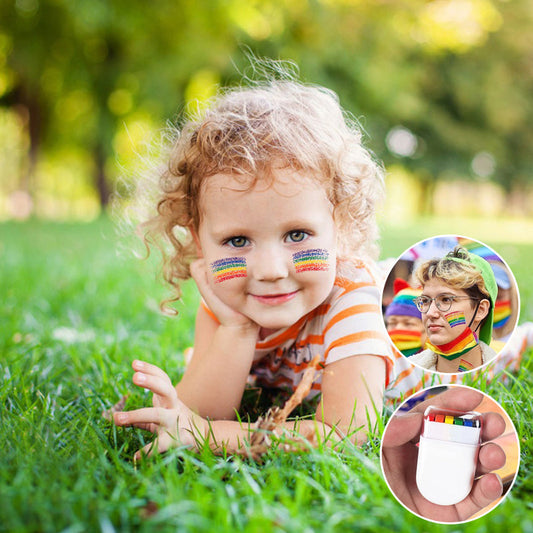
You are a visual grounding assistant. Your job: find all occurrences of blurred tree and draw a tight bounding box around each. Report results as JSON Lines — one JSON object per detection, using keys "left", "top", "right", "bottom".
{"left": 0, "top": 0, "right": 532, "bottom": 215}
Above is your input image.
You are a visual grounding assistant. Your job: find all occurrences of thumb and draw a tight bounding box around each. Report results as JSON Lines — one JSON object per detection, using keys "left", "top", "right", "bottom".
{"left": 383, "top": 412, "right": 423, "bottom": 447}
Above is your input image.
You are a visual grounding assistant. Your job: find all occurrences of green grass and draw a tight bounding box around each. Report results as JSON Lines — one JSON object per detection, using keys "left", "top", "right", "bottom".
{"left": 1, "top": 217, "right": 532, "bottom": 532}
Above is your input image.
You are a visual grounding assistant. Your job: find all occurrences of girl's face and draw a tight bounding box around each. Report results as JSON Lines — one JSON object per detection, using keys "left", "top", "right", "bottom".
{"left": 196, "top": 168, "right": 337, "bottom": 330}
{"left": 420, "top": 278, "right": 487, "bottom": 345}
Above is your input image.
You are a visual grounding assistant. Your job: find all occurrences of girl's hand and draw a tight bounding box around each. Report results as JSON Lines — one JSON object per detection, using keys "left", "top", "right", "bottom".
{"left": 190, "top": 258, "right": 258, "bottom": 331}
{"left": 113, "top": 360, "right": 207, "bottom": 460}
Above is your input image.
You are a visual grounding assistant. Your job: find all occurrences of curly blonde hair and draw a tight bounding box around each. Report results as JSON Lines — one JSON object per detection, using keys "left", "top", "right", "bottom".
{"left": 141, "top": 78, "right": 385, "bottom": 309}
{"left": 415, "top": 246, "right": 490, "bottom": 304}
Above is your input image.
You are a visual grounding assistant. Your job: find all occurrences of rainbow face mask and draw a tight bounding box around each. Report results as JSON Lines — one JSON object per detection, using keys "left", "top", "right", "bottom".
{"left": 425, "top": 328, "right": 479, "bottom": 361}
{"left": 388, "top": 329, "right": 423, "bottom": 357}
{"left": 493, "top": 300, "right": 512, "bottom": 329}
{"left": 210, "top": 257, "right": 247, "bottom": 283}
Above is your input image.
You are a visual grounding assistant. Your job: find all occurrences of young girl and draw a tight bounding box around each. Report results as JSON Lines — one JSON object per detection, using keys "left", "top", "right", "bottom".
{"left": 114, "top": 77, "right": 393, "bottom": 458}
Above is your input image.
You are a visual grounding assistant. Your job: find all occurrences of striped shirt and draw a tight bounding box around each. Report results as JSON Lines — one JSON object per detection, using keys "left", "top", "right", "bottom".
{"left": 247, "top": 261, "right": 394, "bottom": 397}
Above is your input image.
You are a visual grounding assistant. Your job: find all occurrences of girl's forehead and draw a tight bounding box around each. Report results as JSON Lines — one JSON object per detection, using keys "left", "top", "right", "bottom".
{"left": 199, "top": 169, "right": 329, "bottom": 208}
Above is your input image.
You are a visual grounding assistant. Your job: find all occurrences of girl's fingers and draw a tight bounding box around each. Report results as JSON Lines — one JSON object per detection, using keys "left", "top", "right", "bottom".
{"left": 132, "top": 372, "right": 177, "bottom": 406}
{"left": 132, "top": 360, "right": 173, "bottom": 385}
{"left": 114, "top": 407, "right": 163, "bottom": 427}
{"left": 134, "top": 440, "right": 159, "bottom": 462}
{"left": 132, "top": 422, "right": 158, "bottom": 433}
{"left": 134, "top": 434, "right": 175, "bottom": 462}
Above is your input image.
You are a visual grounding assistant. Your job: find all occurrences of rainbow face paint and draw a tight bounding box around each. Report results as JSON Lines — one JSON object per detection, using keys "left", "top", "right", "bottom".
{"left": 445, "top": 311, "right": 466, "bottom": 328}
{"left": 458, "top": 359, "right": 475, "bottom": 372}
{"left": 388, "top": 329, "right": 422, "bottom": 357}
{"left": 210, "top": 257, "right": 247, "bottom": 283}
{"left": 292, "top": 248, "right": 329, "bottom": 273}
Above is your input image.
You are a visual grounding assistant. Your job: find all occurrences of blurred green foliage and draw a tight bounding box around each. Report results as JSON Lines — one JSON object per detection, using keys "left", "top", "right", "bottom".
{"left": 0, "top": 0, "right": 532, "bottom": 218}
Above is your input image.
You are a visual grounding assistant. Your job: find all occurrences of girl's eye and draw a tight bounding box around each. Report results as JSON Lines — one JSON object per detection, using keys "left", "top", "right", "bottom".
{"left": 286, "top": 231, "right": 308, "bottom": 243}
{"left": 226, "top": 236, "right": 248, "bottom": 248}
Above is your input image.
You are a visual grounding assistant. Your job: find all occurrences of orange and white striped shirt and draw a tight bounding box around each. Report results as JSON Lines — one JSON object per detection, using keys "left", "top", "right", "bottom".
{"left": 248, "top": 261, "right": 394, "bottom": 397}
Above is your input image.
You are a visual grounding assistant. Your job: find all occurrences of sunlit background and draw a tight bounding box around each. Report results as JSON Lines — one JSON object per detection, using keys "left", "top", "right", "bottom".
{"left": 1, "top": 0, "right": 532, "bottom": 225}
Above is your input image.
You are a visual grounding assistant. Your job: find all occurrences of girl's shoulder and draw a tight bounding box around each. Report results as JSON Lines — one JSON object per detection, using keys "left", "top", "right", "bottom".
{"left": 330, "top": 258, "right": 382, "bottom": 303}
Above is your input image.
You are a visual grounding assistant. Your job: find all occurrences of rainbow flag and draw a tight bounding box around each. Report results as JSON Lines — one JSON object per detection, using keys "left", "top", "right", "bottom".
{"left": 457, "top": 238, "right": 500, "bottom": 262}
{"left": 210, "top": 257, "right": 247, "bottom": 283}
{"left": 293, "top": 249, "right": 329, "bottom": 273}
{"left": 493, "top": 300, "right": 511, "bottom": 328}
{"left": 388, "top": 329, "right": 422, "bottom": 357}
{"left": 445, "top": 311, "right": 466, "bottom": 328}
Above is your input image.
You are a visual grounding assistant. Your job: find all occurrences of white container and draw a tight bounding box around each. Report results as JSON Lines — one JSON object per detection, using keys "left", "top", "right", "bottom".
{"left": 416, "top": 407, "right": 482, "bottom": 506}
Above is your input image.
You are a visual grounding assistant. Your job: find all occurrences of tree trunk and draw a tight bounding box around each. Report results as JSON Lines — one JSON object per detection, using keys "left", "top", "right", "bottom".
{"left": 94, "top": 143, "right": 111, "bottom": 207}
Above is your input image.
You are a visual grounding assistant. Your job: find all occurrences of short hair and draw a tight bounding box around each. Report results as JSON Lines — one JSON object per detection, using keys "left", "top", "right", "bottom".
{"left": 140, "top": 75, "right": 384, "bottom": 309}
{"left": 415, "top": 246, "right": 491, "bottom": 305}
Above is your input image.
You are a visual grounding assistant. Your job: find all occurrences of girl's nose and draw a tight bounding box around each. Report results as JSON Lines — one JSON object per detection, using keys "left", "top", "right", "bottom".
{"left": 250, "top": 247, "right": 289, "bottom": 282}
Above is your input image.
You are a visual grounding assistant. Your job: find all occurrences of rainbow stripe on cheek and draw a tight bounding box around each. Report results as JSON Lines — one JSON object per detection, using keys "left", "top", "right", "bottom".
{"left": 445, "top": 311, "right": 466, "bottom": 328}
{"left": 293, "top": 248, "right": 329, "bottom": 273}
{"left": 210, "top": 257, "right": 247, "bottom": 283}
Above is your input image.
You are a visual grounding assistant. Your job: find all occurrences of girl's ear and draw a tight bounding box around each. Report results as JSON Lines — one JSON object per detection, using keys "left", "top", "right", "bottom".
{"left": 189, "top": 226, "right": 203, "bottom": 257}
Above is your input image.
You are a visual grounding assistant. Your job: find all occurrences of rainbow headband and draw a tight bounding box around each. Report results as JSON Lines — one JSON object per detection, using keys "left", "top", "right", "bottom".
{"left": 210, "top": 257, "right": 246, "bottom": 283}
{"left": 293, "top": 249, "right": 329, "bottom": 273}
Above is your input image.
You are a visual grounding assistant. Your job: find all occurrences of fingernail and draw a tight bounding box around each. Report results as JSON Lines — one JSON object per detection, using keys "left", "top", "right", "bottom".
{"left": 116, "top": 413, "right": 127, "bottom": 423}
{"left": 135, "top": 372, "right": 146, "bottom": 384}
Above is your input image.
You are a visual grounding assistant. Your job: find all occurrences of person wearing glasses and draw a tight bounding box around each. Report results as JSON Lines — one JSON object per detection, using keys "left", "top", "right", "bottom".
{"left": 409, "top": 246, "right": 498, "bottom": 373}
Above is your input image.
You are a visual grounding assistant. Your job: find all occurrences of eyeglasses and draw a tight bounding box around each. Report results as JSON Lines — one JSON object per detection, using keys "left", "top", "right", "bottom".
{"left": 414, "top": 294, "right": 479, "bottom": 313}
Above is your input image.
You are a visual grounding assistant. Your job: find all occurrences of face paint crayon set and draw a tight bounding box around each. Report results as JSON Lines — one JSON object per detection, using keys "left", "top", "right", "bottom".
{"left": 416, "top": 406, "right": 482, "bottom": 506}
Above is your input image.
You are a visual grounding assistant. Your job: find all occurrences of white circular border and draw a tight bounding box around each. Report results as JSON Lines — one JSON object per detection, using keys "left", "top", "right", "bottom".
{"left": 379, "top": 233, "right": 522, "bottom": 376}
{"left": 379, "top": 383, "right": 521, "bottom": 525}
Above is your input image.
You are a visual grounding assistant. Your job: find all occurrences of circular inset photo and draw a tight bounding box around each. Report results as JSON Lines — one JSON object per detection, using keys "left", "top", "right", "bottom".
{"left": 380, "top": 384, "right": 520, "bottom": 524}
{"left": 382, "top": 235, "right": 520, "bottom": 374}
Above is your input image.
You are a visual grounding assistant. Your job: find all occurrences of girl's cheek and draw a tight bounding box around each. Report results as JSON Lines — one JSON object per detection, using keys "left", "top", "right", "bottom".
{"left": 292, "top": 248, "right": 330, "bottom": 273}
{"left": 210, "top": 257, "right": 247, "bottom": 283}
{"left": 444, "top": 311, "right": 466, "bottom": 328}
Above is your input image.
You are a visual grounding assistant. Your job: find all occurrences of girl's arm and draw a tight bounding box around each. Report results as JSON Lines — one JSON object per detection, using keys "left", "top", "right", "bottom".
{"left": 176, "top": 304, "right": 258, "bottom": 419}
{"left": 198, "top": 352, "right": 387, "bottom": 451}
{"left": 114, "top": 354, "right": 386, "bottom": 460}
{"left": 174, "top": 259, "right": 259, "bottom": 420}
{"left": 316, "top": 354, "right": 386, "bottom": 445}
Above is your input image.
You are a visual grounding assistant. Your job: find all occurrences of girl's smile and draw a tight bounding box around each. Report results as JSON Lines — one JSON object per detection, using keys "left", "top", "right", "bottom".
{"left": 250, "top": 290, "right": 300, "bottom": 306}
{"left": 196, "top": 168, "right": 338, "bottom": 330}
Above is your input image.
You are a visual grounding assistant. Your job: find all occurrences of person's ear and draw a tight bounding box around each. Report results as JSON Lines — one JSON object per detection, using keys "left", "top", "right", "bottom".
{"left": 476, "top": 299, "right": 490, "bottom": 322}
{"left": 189, "top": 226, "right": 203, "bottom": 258}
